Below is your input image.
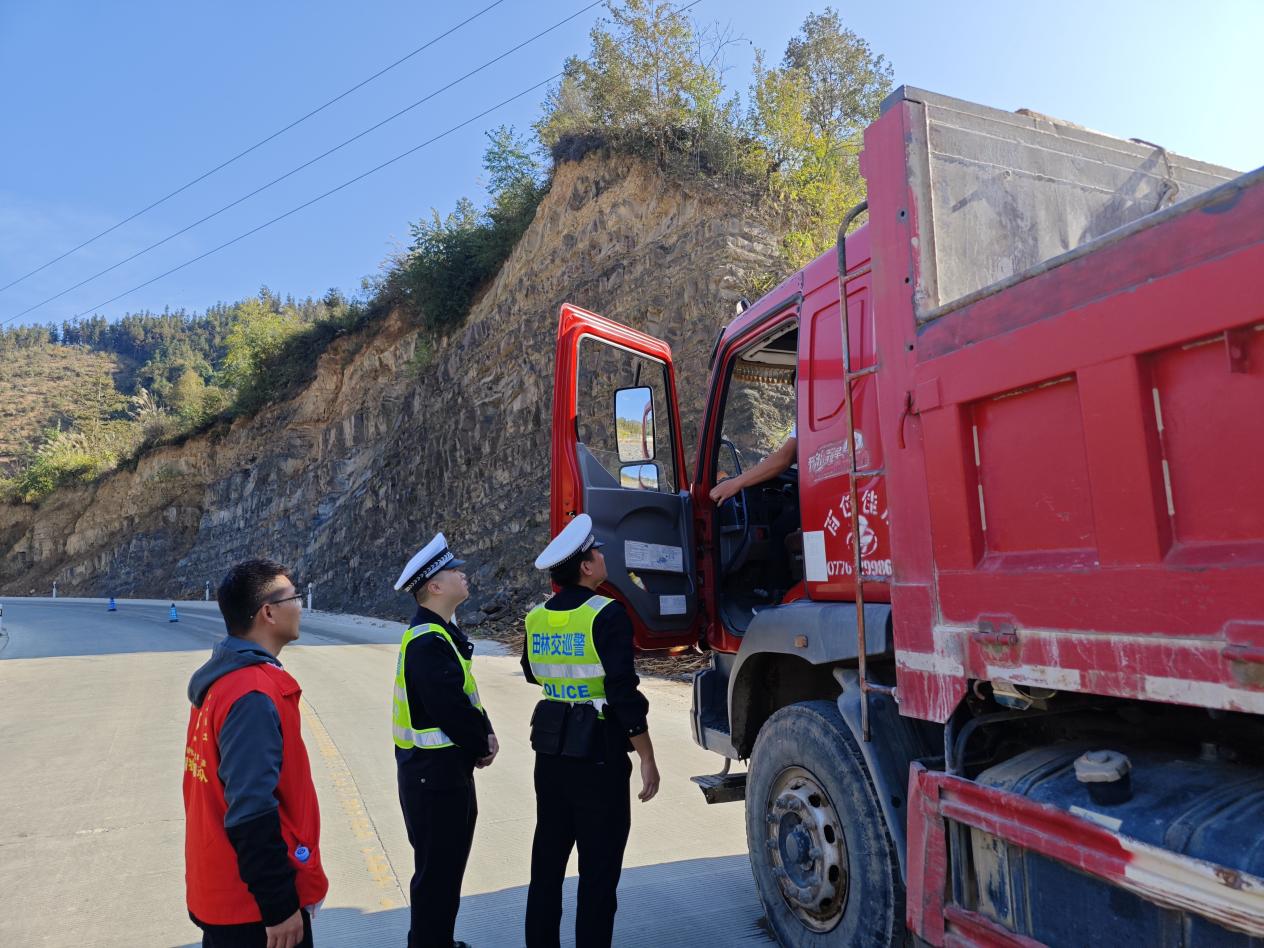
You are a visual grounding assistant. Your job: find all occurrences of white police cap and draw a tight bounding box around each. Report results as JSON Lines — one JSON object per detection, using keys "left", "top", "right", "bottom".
{"left": 394, "top": 532, "right": 467, "bottom": 593}
{"left": 534, "top": 513, "right": 605, "bottom": 571}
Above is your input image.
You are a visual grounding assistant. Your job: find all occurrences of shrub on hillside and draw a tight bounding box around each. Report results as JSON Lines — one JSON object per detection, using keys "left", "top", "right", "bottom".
{"left": 3, "top": 423, "right": 136, "bottom": 504}
{"left": 396, "top": 126, "right": 548, "bottom": 332}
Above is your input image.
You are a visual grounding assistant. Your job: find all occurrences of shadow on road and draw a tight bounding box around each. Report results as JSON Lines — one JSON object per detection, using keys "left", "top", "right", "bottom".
{"left": 177, "top": 854, "right": 772, "bottom": 947}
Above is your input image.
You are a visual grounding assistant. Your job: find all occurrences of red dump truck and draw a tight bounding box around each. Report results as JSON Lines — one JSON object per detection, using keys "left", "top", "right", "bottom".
{"left": 547, "top": 87, "right": 1263, "bottom": 946}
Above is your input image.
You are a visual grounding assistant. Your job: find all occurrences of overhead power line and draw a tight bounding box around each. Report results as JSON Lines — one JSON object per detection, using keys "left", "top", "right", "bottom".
{"left": 0, "top": 0, "right": 709, "bottom": 330}
{"left": 3, "top": 0, "right": 604, "bottom": 325}
{"left": 64, "top": 72, "right": 564, "bottom": 321}
{"left": 0, "top": 0, "right": 508, "bottom": 296}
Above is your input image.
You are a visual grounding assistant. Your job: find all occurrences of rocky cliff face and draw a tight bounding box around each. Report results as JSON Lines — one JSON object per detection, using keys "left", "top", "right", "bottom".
{"left": 0, "top": 154, "right": 781, "bottom": 623}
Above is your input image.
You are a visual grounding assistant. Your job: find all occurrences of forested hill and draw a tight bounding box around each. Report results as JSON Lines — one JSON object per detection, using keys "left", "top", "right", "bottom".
{"left": 0, "top": 290, "right": 349, "bottom": 419}
{"left": 0, "top": 343, "right": 126, "bottom": 474}
{"left": 0, "top": 290, "right": 356, "bottom": 491}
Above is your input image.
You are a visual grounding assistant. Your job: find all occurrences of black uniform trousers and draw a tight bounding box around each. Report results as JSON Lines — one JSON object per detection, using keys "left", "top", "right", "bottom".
{"left": 194, "top": 909, "right": 313, "bottom": 947}
{"left": 398, "top": 768, "right": 478, "bottom": 948}
{"left": 524, "top": 750, "right": 633, "bottom": 948}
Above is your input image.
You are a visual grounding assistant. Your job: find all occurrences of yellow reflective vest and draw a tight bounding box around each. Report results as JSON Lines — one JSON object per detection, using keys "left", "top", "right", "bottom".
{"left": 525, "top": 595, "right": 612, "bottom": 718}
{"left": 392, "top": 622, "right": 483, "bottom": 750}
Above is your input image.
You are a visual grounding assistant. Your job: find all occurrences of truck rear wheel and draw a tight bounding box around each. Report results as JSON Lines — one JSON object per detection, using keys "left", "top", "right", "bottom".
{"left": 746, "top": 700, "right": 904, "bottom": 947}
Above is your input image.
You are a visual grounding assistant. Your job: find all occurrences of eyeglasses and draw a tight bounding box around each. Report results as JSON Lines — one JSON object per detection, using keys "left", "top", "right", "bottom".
{"left": 252, "top": 591, "right": 303, "bottom": 617}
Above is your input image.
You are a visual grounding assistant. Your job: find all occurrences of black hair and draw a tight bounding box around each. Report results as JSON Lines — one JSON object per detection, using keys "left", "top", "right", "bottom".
{"left": 413, "top": 579, "right": 435, "bottom": 606}
{"left": 548, "top": 548, "right": 594, "bottom": 588}
{"left": 217, "top": 558, "right": 292, "bottom": 636}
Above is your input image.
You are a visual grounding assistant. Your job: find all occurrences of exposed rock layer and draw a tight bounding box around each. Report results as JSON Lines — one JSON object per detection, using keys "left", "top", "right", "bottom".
{"left": 0, "top": 154, "right": 781, "bottom": 623}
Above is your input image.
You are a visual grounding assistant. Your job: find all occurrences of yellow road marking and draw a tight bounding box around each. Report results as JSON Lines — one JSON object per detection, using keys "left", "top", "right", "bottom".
{"left": 301, "top": 697, "right": 405, "bottom": 909}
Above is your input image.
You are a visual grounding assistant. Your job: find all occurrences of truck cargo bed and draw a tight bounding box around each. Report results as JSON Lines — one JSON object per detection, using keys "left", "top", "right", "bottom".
{"left": 863, "top": 89, "right": 1264, "bottom": 722}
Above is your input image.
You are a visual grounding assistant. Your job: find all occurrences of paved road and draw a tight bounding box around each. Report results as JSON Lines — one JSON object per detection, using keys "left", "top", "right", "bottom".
{"left": 0, "top": 597, "right": 771, "bottom": 947}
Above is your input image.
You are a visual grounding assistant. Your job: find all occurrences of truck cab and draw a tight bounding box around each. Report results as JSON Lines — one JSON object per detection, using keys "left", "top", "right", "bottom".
{"left": 550, "top": 222, "right": 917, "bottom": 947}
{"left": 549, "top": 222, "right": 889, "bottom": 645}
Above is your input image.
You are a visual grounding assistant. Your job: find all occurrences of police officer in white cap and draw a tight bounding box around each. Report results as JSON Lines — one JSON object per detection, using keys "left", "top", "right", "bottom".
{"left": 522, "top": 514, "right": 660, "bottom": 948}
{"left": 392, "top": 532, "right": 497, "bottom": 948}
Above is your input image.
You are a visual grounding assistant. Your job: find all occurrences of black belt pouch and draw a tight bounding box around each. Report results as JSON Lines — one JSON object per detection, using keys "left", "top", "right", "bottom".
{"left": 559, "top": 702, "right": 600, "bottom": 759}
{"left": 529, "top": 699, "right": 567, "bottom": 754}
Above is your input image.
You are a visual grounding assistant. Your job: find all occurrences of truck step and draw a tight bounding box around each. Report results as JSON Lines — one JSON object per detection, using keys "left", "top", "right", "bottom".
{"left": 691, "top": 770, "right": 747, "bottom": 804}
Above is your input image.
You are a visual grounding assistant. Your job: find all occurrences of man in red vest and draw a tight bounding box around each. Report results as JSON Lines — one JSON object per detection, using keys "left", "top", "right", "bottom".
{"left": 184, "top": 559, "right": 328, "bottom": 948}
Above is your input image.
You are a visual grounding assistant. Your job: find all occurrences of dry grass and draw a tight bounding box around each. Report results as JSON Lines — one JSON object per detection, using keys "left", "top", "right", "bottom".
{"left": 0, "top": 346, "right": 126, "bottom": 473}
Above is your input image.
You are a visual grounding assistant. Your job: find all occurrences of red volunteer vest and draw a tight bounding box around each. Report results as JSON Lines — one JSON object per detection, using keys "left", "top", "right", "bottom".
{"left": 184, "top": 661, "right": 328, "bottom": 925}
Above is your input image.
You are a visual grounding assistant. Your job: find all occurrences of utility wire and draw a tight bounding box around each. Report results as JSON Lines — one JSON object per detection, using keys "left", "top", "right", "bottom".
{"left": 66, "top": 72, "right": 563, "bottom": 320}
{"left": 0, "top": 0, "right": 508, "bottom": 295}
{"left": 3, "top": 0, "right": 603, "bottom": 324}
{"left": 3, "top": 0, "right": 707, "bottom": 329}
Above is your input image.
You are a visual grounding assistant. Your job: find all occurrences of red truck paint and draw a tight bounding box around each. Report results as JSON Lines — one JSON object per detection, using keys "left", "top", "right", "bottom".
{"left": 549, "top": 87, "right": 1264, "bottom": 944}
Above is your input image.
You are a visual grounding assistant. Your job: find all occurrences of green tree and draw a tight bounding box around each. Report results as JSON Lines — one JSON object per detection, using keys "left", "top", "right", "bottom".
{"left": 483, "top": 125, "right": 544, "bottom": 208}
{"left": 749, "top": 8, "right": 892, "bottom": 265}
{"left": 198, "top": 385, "right": 232, "bottom": 421}
{"left": 63, "top": 366, "right": 129, "bottom": 440}
{"left": 782, "top": 9, "right": 891, "bottom": 142}
{"left": 400, "top": 126, "right": 548, "bottom": 331}
{"left": 480, "top": 125, "right": 548, "bottom": 265}
{"left": 218, "top": 298, "right": 302, "bottom": 395}
{"left": 169, "top": 368, "right": 209, "bottom": 425}
{"left": 535, "top": 0, "right": 738, "bottom": 169}
{"left": 138, "top": 342, "right": 214, "bottom": 404}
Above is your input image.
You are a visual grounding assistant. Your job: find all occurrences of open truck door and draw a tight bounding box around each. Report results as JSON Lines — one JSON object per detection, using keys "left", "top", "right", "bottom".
{"left": 550, "top": 303, "right": 701, "bottom": 650}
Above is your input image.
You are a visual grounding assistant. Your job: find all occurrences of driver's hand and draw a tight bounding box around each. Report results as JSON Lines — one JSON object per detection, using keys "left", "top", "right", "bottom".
{"left": 709, "top": 478, "right": 742, "bottom": 504}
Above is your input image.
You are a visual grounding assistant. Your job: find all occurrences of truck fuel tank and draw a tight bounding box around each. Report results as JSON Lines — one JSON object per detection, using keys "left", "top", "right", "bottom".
{"left": 968, "top": 743, "right": 1264, "bottom": 945}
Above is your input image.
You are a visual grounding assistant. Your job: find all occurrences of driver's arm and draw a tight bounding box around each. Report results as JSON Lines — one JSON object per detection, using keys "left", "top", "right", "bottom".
{"left": 709, "top": 436, "right": 796, "bottom": 504}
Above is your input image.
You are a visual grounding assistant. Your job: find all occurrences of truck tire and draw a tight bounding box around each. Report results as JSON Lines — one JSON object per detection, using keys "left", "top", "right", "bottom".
{"left": 746, "top": 700, "right": 905, "bottom": 947}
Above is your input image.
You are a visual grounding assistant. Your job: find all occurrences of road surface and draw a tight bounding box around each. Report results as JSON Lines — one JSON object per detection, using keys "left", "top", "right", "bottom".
{"left": 0, "top": 597, "right": 771, "bottom": 947}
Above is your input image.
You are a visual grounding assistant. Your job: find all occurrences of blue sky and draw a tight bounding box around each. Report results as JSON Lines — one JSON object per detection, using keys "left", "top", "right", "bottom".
{"left": 1, "top": 0, "right": 1260, "bottom": 329}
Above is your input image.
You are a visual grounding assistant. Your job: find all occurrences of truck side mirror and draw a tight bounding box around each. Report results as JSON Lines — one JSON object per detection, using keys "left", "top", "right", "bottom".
{"left": 619, "top": 462, "right": 661, "bottom": 492}
{"left": 614, "top": 386, "right": 655, "bottom": 462}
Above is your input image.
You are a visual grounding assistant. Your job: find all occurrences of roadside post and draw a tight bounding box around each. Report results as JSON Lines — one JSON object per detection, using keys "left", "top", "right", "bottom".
{"left": 307, "top": 583, "right": 313, "bottom": 612}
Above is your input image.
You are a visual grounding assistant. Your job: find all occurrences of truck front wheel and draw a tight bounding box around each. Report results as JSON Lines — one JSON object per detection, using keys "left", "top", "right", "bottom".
{"left": 746, "top": 700, "right": 905, "bottom": 947}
